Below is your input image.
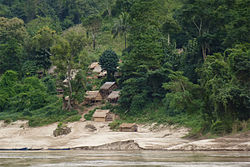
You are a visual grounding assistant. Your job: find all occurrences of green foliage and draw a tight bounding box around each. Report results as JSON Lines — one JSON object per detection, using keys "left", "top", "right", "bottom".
{"left": 0, "top": 70, "right": 81, "bottom": 127}
{"left": 26, "top": 17, "right": 61, "bottom": 36}
{"left": 0, "top": 17, "right": 28, "bottom": 43}
{"left": 112, "top": 12, "right": 130, "bottom": 49}
{"left": 99, "top": 49, "right": 119, "bottom": 80}
{"left": 82, "top": 14, "right": 102, "bottom": 50}
{"left": 84, "top": 109, "right": 96, "bottom": 121}
{"left": 0, "top": 0, "right": 249, "bottom": 136}
{"left": 42, "top": 75, "right": 57, "bottom": 95}
{"left": 163, "top": 70, "right": 203, "bottom": 115}
{"left": 109, "top": 120, "right": 122, "bottom": 131}
{"left": 199, "top": 44, "right": 250, "bottom": 133}
{"left": 21, "top": 61, "right": 38, "bottom": 77}
{"left": 0, "top": 39, "right": 25, "bottom": 74}
{"left": 51, "top": 25, "right": 88, "bottom": 110}
{"left": 180, "top": 38, "right": 201, "bottom": 83}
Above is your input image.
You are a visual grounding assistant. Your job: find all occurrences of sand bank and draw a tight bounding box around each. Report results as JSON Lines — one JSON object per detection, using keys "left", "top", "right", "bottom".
{"left": 0, "top": 120, "right": 249, "bottom": 151}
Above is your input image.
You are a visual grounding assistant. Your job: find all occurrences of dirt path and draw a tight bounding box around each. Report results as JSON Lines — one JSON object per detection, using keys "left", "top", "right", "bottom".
{"left": 79, "top": 102, "right": 106, "bottom": 121}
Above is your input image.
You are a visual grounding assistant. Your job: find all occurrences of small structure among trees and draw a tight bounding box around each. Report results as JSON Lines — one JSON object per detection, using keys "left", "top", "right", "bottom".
{"left": 88, "top": 62, "right": 99, "bottom": 69}
{"left": 92, "top": 109, "right": 113, "bottom": 122}
{"left": 85, "top": 91, "right": 102, "bottom": 104}
{"left": 119, "top": 123, "right": 138, "bottom": 132}
{"left": 100, "top": 82, "right": 117, "bottom": 98}
{"left": 93, "top": 64, "right": 102, "bottom": 73}
{"left": 107, "top": 91, "right": 120, "bottom": 103}
{"left": 98, "top": 70, "right": 107, "bottom": 78}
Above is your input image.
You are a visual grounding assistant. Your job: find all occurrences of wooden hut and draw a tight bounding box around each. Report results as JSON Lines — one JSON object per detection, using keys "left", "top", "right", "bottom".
{"left": 107, "top": 91, "right": 120, "bottom": 103}
{"left": 119, "top": 123, "right": 138, "bottom": 132}
{"left": 56, "top": 88, "right": 64, "bottom": 98}
{"left": 98, "top": 70, "right": 107, "bottom": 78}
{"left": 85, "top": 91, "right": 102, "bottom": 104}
{"left": 88, "top": 62, "right": 99, "bottom": 69}
{"left": 92, "top": 109, "right": 113, "bottom": 122}
{"left": 93, "top": 64, "right": 102, "bottom": 73}
{"left": 56, "top": 88, "right": 64, "bottom": 94}
{"left": 100, "top": 82, "right": 117, "bottom": 98}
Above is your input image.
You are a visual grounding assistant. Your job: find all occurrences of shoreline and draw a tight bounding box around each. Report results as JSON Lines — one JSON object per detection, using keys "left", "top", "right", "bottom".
{"left": 0, "top": 120, "right": 249, "bottom": 151}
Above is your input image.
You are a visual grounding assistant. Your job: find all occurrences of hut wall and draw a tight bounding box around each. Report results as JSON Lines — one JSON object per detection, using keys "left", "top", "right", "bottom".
{"left": 120, "top": 126, "right": 138, "bottom": 132}
{"left": 105, "top": 114, "right": 113, "bottom": 122}
{"left": 96, "top": 93, "right": 103, "bottom": 101}
{"left": 100, "top": 84, "right": 118, "bottom": 98}
{"left": 93, "top": 117, "right": 106, "bottom": 122}
{"left": 108, "top": 97, "right": 119, "bottom": 103}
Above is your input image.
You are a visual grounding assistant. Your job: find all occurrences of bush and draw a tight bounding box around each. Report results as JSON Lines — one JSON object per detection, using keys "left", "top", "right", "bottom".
{"left": 99, "top": 49, "right": 119, "bottom": 80}
{"left": 4, "top": 118, "right": 12, "bottom": 124}
{"left": 84, "top": 109, "right": 96, "bottom": 121}
{"left": 211, "top": 120, "right": 227, "bottom": 135}
{"left": 109, "top": 120, "right": 122, "bottom": 131}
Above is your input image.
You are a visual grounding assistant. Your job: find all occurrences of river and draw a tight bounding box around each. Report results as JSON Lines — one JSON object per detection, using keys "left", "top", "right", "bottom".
{"left": 0, "top": 150, "right": 249, "bottom": 167}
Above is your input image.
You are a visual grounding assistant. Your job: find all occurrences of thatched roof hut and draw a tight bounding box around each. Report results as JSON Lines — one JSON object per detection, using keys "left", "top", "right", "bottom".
{"left": 107, "top": 91, "right": 120, "bottom": 103}
{"left": 92, "top": 109, "right": 113, "bottom": 122}
{"left": 119, "top": 123, "right": 138, "bottom": 132}
{"left": 100, "top": 82, "right": 117, "bottom": 98}
{"left": 98, "top": 70, "right": 107, "bottom": 78}
{"left": 85, "top": 91, "right": 102, "bottom": 102}
{"left": 93, "top": 64, "right": 102, "bottom": 73}
{"left": 88, "top": 62, "right": 99, "bottom": 69}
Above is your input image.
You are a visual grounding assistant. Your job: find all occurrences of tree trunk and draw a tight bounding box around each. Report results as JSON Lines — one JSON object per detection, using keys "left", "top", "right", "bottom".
{"left": 201, "top": 44, "right": 207, "bottom": 61}
{"left": 67, "top": 66, "right": 72, "bottom": 110}
{"left": 124, "top": 33, "right": 127, "bottom": 49}
{"left": 167, "top": 33, "right": 170, "bottom": 45}
{"left": 106, "top": 0, "right": 111, "bottom": 17}
{"left": 92, "top": 32, "right": 96, "bottom": 50}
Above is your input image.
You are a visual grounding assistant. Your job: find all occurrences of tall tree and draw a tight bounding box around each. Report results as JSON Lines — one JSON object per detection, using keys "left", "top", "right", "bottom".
{"left": 99, "top": 49, "right": 119, "bottom": 80}
{"left": 0, "top": 17, "right": 27, "bottom": 44}
{"left": 119, "top": 0, "right": 165, "bottom": 112}
{"left": 82, "top": 14, "right": 102, "bottom": 50}
{"left": 31, "top": 26, "right": 56, "bottom": 72}
{"left": 51, "top": 25, "right": 87, "bottom": 110}
{"left": 112, "top": 12, "right": 130, "bottom": 49}
{"left": 176, "top": 0, "right": 226, "bottom": 60}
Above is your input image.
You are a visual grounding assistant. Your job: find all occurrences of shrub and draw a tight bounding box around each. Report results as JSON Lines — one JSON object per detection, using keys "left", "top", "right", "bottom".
{"left": 99, "top": 49, "right": 119, "bottom": 80}
{"left": 84, "top": 109, "right": 96, "bottom": 120}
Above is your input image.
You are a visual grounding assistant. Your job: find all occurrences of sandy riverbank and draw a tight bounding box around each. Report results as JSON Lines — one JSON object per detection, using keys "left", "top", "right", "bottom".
{"left": 0, "top": 120, "right": 249, "bottom": 151}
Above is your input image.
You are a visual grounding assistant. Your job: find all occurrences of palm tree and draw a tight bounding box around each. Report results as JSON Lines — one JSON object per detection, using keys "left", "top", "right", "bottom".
{"left": 112, "top": 12, "right": 130, "bottom": 49}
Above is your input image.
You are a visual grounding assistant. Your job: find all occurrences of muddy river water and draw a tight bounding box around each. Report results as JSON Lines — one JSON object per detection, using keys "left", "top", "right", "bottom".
{"left": 0, "top": 150, "right": 249, "bottom": 167}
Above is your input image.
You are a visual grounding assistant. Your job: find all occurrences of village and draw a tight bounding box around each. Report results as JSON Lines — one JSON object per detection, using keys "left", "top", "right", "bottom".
{"left": 54, "top": 61, "right": 138, "bottom": 134}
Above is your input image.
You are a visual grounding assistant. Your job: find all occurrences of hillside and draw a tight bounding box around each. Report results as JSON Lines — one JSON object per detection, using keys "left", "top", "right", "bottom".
{"left": 0, "top": 0, "right": 249, "bottom": 137}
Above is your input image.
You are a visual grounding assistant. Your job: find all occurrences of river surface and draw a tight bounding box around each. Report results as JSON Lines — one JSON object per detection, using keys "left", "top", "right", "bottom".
{"left": 0, "top": 150, "right": 249, "bottom": 167}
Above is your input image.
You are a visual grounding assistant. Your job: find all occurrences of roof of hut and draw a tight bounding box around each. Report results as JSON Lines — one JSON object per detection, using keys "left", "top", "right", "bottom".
{"left": 93, "top": 64, "right": 102, "bottom": 73}
{"left": 93, "top": 109, "right": 110, "bottom": 118}
{"left": 120, "top": 123, "right": 137, "bottom": 128}
{"left": 108, "top": 91, "right": 120, "bottom": 99}
{"left": 48, "top": 66, "right": 57, "bottom": 74}
{"left": 85, "top": 91, "right": 99, "bottom": 99}
{"left": 100, "top": 82, "right": 116, "bottom": 90}
{"left": 88, "top": 62, "right": 99, "bottom": 69}
{"left": 98, "top": 70, "right": 107, "bottom": 77}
